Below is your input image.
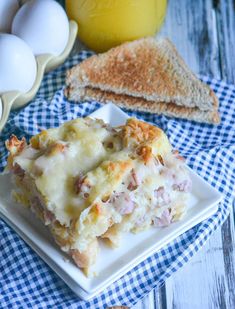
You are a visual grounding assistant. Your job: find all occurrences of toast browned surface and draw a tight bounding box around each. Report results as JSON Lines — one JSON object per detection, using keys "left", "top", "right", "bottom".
{"left": 65, "top": 37, "right": 220, "bottom": 124}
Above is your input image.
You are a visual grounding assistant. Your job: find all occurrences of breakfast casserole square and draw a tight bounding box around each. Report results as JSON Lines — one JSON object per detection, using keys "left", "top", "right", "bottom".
{"left": 5, "top": 117, "right": 192, "bottom": 275}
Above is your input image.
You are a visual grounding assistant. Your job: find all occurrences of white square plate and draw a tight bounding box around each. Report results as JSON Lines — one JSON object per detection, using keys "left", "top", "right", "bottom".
{"left": 0, "top": 103, "right": 223, "bottom": 300}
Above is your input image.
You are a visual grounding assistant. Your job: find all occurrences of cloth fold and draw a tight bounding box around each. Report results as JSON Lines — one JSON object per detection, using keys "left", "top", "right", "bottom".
{"left": 0, "top": 52, "right": 234, "bottom": 309}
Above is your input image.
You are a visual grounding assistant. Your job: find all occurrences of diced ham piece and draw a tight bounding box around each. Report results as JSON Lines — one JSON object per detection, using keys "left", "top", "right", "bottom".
{"left": 74, "top": 174, "right": 84, "bottom": 194}
{"left": 172, "top": 179, "right": 192, "bottom": 192}
{"left": 74, "top": 175, "right": 91, "bottom": 198}
{"left": 127, "top": 169, "right": 139, "bottom": 191}
{"left": 44, "top": 209, "right": 55, "bottom": 225}
{"left": 153, "top": 209, "right": 172, "bottom": 227}
{"left": 110, "top": 192, "right": 135, "bottom": 215}
{"left": 12, "top": 163, "right": 25, "bottom": 179}
{"left": 135, "top": 214, "right": 148, "bottom": 227}
{"left": 172, "top": 149, "right": 186, "bottom": 162}
{"left": 154, "top": 186, "right": 171, "bottom": 206}
{"left": 31, "top": 196, "right": 44, "bottom": 215}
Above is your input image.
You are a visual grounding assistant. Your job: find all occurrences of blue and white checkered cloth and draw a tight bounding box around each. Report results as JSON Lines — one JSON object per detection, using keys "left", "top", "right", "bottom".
{"left": 0, "top": 52, "right": 235, "bottom": 309}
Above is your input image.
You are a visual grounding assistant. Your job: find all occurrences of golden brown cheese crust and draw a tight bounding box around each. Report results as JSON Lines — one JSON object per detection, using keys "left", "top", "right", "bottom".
{"left": 121, "top": 118, "right": 163, "bottom": 147}
{"left": 5, "top": 135, "right": 27, "bottom": 169}
{"left": 136, "top": 145, "right": 153, "bottom": 164}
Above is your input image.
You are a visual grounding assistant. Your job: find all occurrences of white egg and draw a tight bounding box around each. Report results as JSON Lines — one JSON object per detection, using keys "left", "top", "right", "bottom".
{"left": 0, "top": 0, "right": 19, "bottom": 33}
{"left": 12, "top": 0, "right": 69, "bottom": 56}
{"left": 0, "top": 34, "right": 37, "bottom": 93}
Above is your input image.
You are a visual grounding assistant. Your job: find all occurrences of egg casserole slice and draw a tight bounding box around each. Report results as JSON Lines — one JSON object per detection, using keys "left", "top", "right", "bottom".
{"left": 5, "top": 118, "right": 191, "bottom": 274}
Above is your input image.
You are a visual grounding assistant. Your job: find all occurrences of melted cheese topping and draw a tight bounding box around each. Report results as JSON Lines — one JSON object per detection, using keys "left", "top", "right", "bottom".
{"left": 13, "top": 118, "right": 122, "bottom": 225}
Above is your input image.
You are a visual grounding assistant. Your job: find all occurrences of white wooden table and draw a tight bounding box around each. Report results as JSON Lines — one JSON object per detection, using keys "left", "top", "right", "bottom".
{"left": 71, "top": 0, "right": 235, "bottom": 307}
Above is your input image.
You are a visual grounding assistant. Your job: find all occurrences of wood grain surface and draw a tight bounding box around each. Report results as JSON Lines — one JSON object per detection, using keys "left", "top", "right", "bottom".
{"left": 70, "top": 0, "right": 235, "bottom": 308}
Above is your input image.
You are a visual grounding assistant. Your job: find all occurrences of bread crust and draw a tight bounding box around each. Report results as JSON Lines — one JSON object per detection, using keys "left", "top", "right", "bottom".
{"left": 67, "top": 86, "right": 220, "bottom": 124}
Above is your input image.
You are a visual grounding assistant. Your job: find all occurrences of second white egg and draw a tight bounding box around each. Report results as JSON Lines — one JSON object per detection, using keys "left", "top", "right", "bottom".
{"left": 12, "top": 0, "right": 70, "bottom": 56}
{"left": 0, "top": 34, "right": 37, "bottom": 93}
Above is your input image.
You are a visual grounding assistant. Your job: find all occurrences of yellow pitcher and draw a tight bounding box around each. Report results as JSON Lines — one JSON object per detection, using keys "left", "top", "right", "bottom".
{"left": 65, "top": 0, "right": 167, "bottom": 52}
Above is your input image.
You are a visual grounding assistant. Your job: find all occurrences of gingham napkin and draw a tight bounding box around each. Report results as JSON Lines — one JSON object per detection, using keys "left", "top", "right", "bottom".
{"left": 0, "top": 52, "right": 234, "bottom": 309}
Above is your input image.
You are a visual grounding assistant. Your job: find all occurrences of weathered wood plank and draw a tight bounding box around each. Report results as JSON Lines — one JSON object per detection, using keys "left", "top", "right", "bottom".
{"left": 134, "top": 224, "right": 234, "bottom": 309}
{"left": 132, "top": 286, "right": 168, "bottom": 309}
{"left": 211, "top": 1, "right": 235, "bottom": 308}
{"left": 163, "top": 229, "right": 231, "bottom": 309}
{"left": 132, "top": 290, "right": 156, "bottom": 309}
{"left": 214, "top": 0, "right": 235, "bottom": 83}
{"left": 158, "top": 0, "right": 221, "bottom": 79}
{"left": 221, "top": 213, "right": 235, "bottom": 308}
{"left": 154, "top": 286, "right": 168, "bottom": 309}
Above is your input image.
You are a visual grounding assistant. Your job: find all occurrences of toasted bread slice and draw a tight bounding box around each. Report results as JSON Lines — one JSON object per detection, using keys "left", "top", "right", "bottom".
{"left": 66, "top": 38, "right": 219, "bottom": 112}
{"left": 69, "top": 86, "right": 220, "bottom": 124}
